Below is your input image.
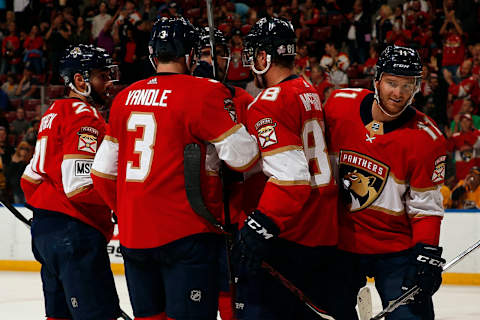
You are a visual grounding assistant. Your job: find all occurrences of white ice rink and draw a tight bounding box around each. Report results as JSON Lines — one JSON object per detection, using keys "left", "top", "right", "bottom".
{"left": 1, "top": 271, "right": 479, "bottom": 319}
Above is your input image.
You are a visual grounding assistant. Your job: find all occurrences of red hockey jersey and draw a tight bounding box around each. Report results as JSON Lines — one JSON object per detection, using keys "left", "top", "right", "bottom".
{"left": 91, "top": 73, "right": 259, "bottom": 249}
{"left": 324, "top": 88, "right": 446, "bottom": 254}
{"left": 21, "top": 98, "right": 113, "bottom": 240}
{"left": 246, "top": 75, "right": 338, "bottom": 247}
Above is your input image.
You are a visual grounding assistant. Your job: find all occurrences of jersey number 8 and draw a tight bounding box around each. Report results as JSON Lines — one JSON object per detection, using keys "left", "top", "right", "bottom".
{"left": 302, "top": 119, "right": 332, "bottom": 187}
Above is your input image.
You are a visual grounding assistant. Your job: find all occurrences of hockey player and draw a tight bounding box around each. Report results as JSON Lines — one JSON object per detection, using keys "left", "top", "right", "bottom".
{"left": 91, "top": 17, "right": 259, "bottom": 320}
{"left": 20, "top": 44, "right": 121, "bottom": 320}
{"left": 234, "top": 17, "right": 338, "bottom": 319}
{"left": 324, "top": 45, "right": 447, "bottom": 320}
{"left": 193, "top": 25, "right": 260, "bottom": 320}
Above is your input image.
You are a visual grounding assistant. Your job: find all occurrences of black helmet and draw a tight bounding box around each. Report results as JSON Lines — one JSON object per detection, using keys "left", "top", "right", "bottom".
{"left": 242, "top": 17, "right": 296, "bottom": 68}
{"left": 59, "top": 44, "right": 116, "bottom": 87}
{"left": 149, "top": 16, "right": 198, "bottom": 63}
{"left": 197, "top": 26, "right": 229, "bottom": 54}
{"left": 375, "top": 45, "right": 422, "bottom": 81}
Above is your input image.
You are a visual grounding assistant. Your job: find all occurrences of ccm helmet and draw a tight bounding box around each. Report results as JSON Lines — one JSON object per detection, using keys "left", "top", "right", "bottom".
{"left": 242, "top": 17, "right": 296, "bottom": 75}
{"left": 59, "top": 44, "right": 118, "bottom": 97}
{"left": 374, "top": 45, "right": 422, "bottom": 117}
{"left": 148, "top": 16, "right": 198, "bottom": 70}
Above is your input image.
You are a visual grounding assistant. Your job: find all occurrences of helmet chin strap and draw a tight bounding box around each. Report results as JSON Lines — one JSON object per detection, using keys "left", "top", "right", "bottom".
{"left": 373, "top": 74, "right": 420, "bottom": 118}
{"left": 69, "top": 82, "right": 91, "bottom": 97}
{"left": 252, "top": 54, "right": 271, "bottom": 89}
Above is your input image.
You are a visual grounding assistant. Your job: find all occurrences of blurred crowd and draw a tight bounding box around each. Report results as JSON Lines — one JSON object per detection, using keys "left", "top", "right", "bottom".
{"left": 1, "top": 0, "right": 480, "bottom": 208}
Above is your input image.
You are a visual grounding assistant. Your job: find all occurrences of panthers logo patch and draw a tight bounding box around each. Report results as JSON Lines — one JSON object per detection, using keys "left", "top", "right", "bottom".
{"left": 224, "top": 98, "right": 237, "bottom": 123}
{"left": 339, "top": 150, "right": 390, "bottom": 212}
{"left": 255, "top": 118, "right": 278, "bottom": 149}
{"left": 432, "top": 155, "right": 446, "bottom": 183}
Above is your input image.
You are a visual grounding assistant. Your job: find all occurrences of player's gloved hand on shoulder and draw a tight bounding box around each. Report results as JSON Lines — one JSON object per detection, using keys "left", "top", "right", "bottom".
{"left": 402, "top": 243, "right": 445, "bottom": 304}
{"left": 192, "top": 60, "right": 214, "bottom": 79}
{"left": 233, "top": 210, "right": 280, "bottom": 274}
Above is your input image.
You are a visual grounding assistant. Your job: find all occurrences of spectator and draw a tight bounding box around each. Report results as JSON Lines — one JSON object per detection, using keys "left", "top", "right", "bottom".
{"left": 445, "top": 59, "right": 480, "bottom": 119}
{"left": 310, "top": 63, "right": 332, "bottom": 103}
{"left": 5, "top": 140, "right": 32, "bottom": 203}
{"left": 139, "top": 0, "right": 157, "bottom": 21}
{"left": 299, "top": 0, "right": 320, "bottom": 29}
{"left": 0, "top": 125, "right": 13, "bottom": 167}
{"left": 0, "top": 73, "right": 17, "bottom": 98}
{"left": 0, "top": 87, "right": 8, "bottom": 112}
{"left": 106, "top": 0, "right": 120, "bottom": 16}
{"left": 440, "top": 6, "right": 465, "bottom": 82}
{"left": 226, "top": 28, "right": 250, "bottom": 87}
{"left": 1, "top": 22, "right": 21, "bottom": 75}
{"left": 358, "top": 43, "right": 378, "bottom": 76}
{"left": 72, "top": 16, "right": 91, "bottom": 44}
{"left": 441, "top": 175, "right": 456, "bottom": 209}
{"left": 372, "top": 4, "right": 393, "bottom": 49}
{"left": 11, "top": 107, "right": 30, "bottom": 136}
{"left": 385, "top": 15, "right": 412, "bottom": 46}
{"left": 320, "top": 41, "right": 350, "bottom": 88}
{"left": 346, "top": 0, "right": 371, "bottom": 64}
{"left": 92, "top": 1, "right": 112, "bottom": 40}
{"left": 14, "top": 65, "right": 39, "bottom": 99}
{"left": 451, "top": 166, "right": 480, "bottom": 209}
{"left": 45, "top": 14, "right": 72, "bottom": 84}
{"left": 23, "top": 118, "right": 39, "bottom": 147}
{"left": 450, "top": 99, "right": 480, "bottom": 132}
{"left": 83, "top": 0, "right": 99, "bottom": 20}
{"left": 23, "top": 25, "right": 44, "bottom": 75}
{"left": 447, "top": 113, "right": 480, "bottom": 181}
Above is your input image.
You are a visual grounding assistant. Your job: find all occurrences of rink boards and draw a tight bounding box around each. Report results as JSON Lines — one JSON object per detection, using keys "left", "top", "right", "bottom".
{"left": 1, "top": 206, "right": 480, "bottom": 285}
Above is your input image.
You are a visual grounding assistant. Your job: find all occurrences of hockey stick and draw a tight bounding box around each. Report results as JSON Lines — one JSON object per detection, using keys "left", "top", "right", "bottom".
{"left": 205, "top": 0, "right": 219, "bottom": 80}
{"left": 370, "top": 239, "right": 480, "bottom": 320}
{"left": 0, "top": 201, "right": 133, "bottom": 320}
{"left": 0, "top": 200, "right": 32, "bottom": 227}
{"left": 183, "top": 143, "right": 335, "bottom": 320}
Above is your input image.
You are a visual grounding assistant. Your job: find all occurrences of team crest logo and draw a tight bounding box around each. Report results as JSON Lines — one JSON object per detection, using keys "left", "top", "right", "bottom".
{"left": 190, "top": 289, "right": 202, "bottom": 302}
{"left": 70, "top": 47, "right": 82, "bottom": 58}
{"left": 461, "top": 149, "right": 473, "bottom": 162}
{"left": 432, "top": 155, "right": 446, "bottom": 183}
{"left": 224, "top": 98, "right": 237, "bottom": 122}
{"left": 255, "top": 118, "right": 278, "bottom": 149}
{"left": 77, "top": 127, "right": 99, "bottom": 153}
{"left": 339, "top": 150, "right": 390, "bottom": 212}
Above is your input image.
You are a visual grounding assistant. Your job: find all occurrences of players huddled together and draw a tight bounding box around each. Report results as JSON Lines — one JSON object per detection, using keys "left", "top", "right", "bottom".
{"left": 20, "top": 14, "right": 447, "bottom": 320}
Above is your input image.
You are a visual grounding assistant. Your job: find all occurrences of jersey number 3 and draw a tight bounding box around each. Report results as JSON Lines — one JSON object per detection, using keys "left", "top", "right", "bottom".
{"left": 126, "top": 112, "right": 157, "bottom": 181}
{"left": 302, "top": 119, "right": 332, "bottom": 187}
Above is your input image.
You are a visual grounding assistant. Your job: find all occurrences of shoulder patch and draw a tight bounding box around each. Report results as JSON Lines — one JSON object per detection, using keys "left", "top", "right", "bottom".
{"left": 77, "top": 127, "right": 99, "bottom": 153}
{"left": 255, "top": 118, "right": 278, "bottom": 148}
{"left": 432, "top": 155, "right": 446, "bottom": 183}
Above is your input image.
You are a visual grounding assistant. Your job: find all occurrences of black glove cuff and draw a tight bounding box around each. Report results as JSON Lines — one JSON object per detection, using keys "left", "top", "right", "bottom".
{"left": 411, "top": 243, "right": 445, "bottom": 269}
{"left": 244, "top": 210, "right": 280, "bottom": 240}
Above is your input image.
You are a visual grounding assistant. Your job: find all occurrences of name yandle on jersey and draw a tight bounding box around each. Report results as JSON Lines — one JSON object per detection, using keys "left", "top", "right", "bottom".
{"left": 125, "top": 89, "right": 172, "bottom": 107}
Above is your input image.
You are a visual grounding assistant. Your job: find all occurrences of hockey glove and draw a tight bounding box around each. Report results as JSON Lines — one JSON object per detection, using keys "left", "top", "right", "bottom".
{"left": 192, "top": 60, "right": 214, "bottom": 79}
{"left": 234, "top": 210, "right": 280, "bottom": 274}
{"left": 402, "top": 243, "right": 445, "bottom": 305}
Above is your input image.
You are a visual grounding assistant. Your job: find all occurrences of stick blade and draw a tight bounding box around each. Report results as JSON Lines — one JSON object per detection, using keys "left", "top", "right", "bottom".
{"left": 357, "top": 286, "right": 373, "bottom": 320}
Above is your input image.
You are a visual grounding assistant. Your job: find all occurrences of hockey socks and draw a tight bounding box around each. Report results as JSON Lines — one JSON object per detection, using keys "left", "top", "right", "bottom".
{"left": 218, "top": 291, "right": 235, "bottom": 320}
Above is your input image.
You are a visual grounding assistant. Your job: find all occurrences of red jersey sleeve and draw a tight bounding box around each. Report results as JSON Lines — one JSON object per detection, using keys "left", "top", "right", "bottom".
{"left": 60, "top": 101, "right": 107, "bottom": 206}
{"left": 407, "top": 116, "right": 447, "bottom": 246}
{"left": 246, "top": 87, "right": 311, "bottom": 231}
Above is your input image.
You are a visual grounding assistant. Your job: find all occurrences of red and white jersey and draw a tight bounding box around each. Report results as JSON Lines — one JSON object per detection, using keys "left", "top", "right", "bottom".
{"left": 246, "top": 75, "right": 338, "bottom": 247}
{"left": 203, "top": 85, "right": 254, "bottom": 225}
{"left": 324, "top": 88, "right": 447, "bottom": 254}
{"left": 20, "top": 98, "right": 113, "bottom": 240}
{"left": 91, "top": 73, "right": 259, "bottom": 249}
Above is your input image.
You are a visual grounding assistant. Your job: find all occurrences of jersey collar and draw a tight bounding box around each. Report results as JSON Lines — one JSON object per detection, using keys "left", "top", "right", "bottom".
{"left": 360, "top": 93, "right": 416, "bottom": 133}
{"left": 279, "top": 74, "right": 299, "bottom": 84}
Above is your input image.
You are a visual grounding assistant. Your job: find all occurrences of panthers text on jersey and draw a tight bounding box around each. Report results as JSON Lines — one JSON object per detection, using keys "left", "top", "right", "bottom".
{"left": 21, "top": 98, "right": 113, "bottom": 240}
{"left": 324, "top": 88, "right": 447, "bottom": 254}
{"left": 91, "top": 73, "right": 259, "bottom": 249}
{"left": 246, "top": 75, "right": 338, "bottom": 247}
